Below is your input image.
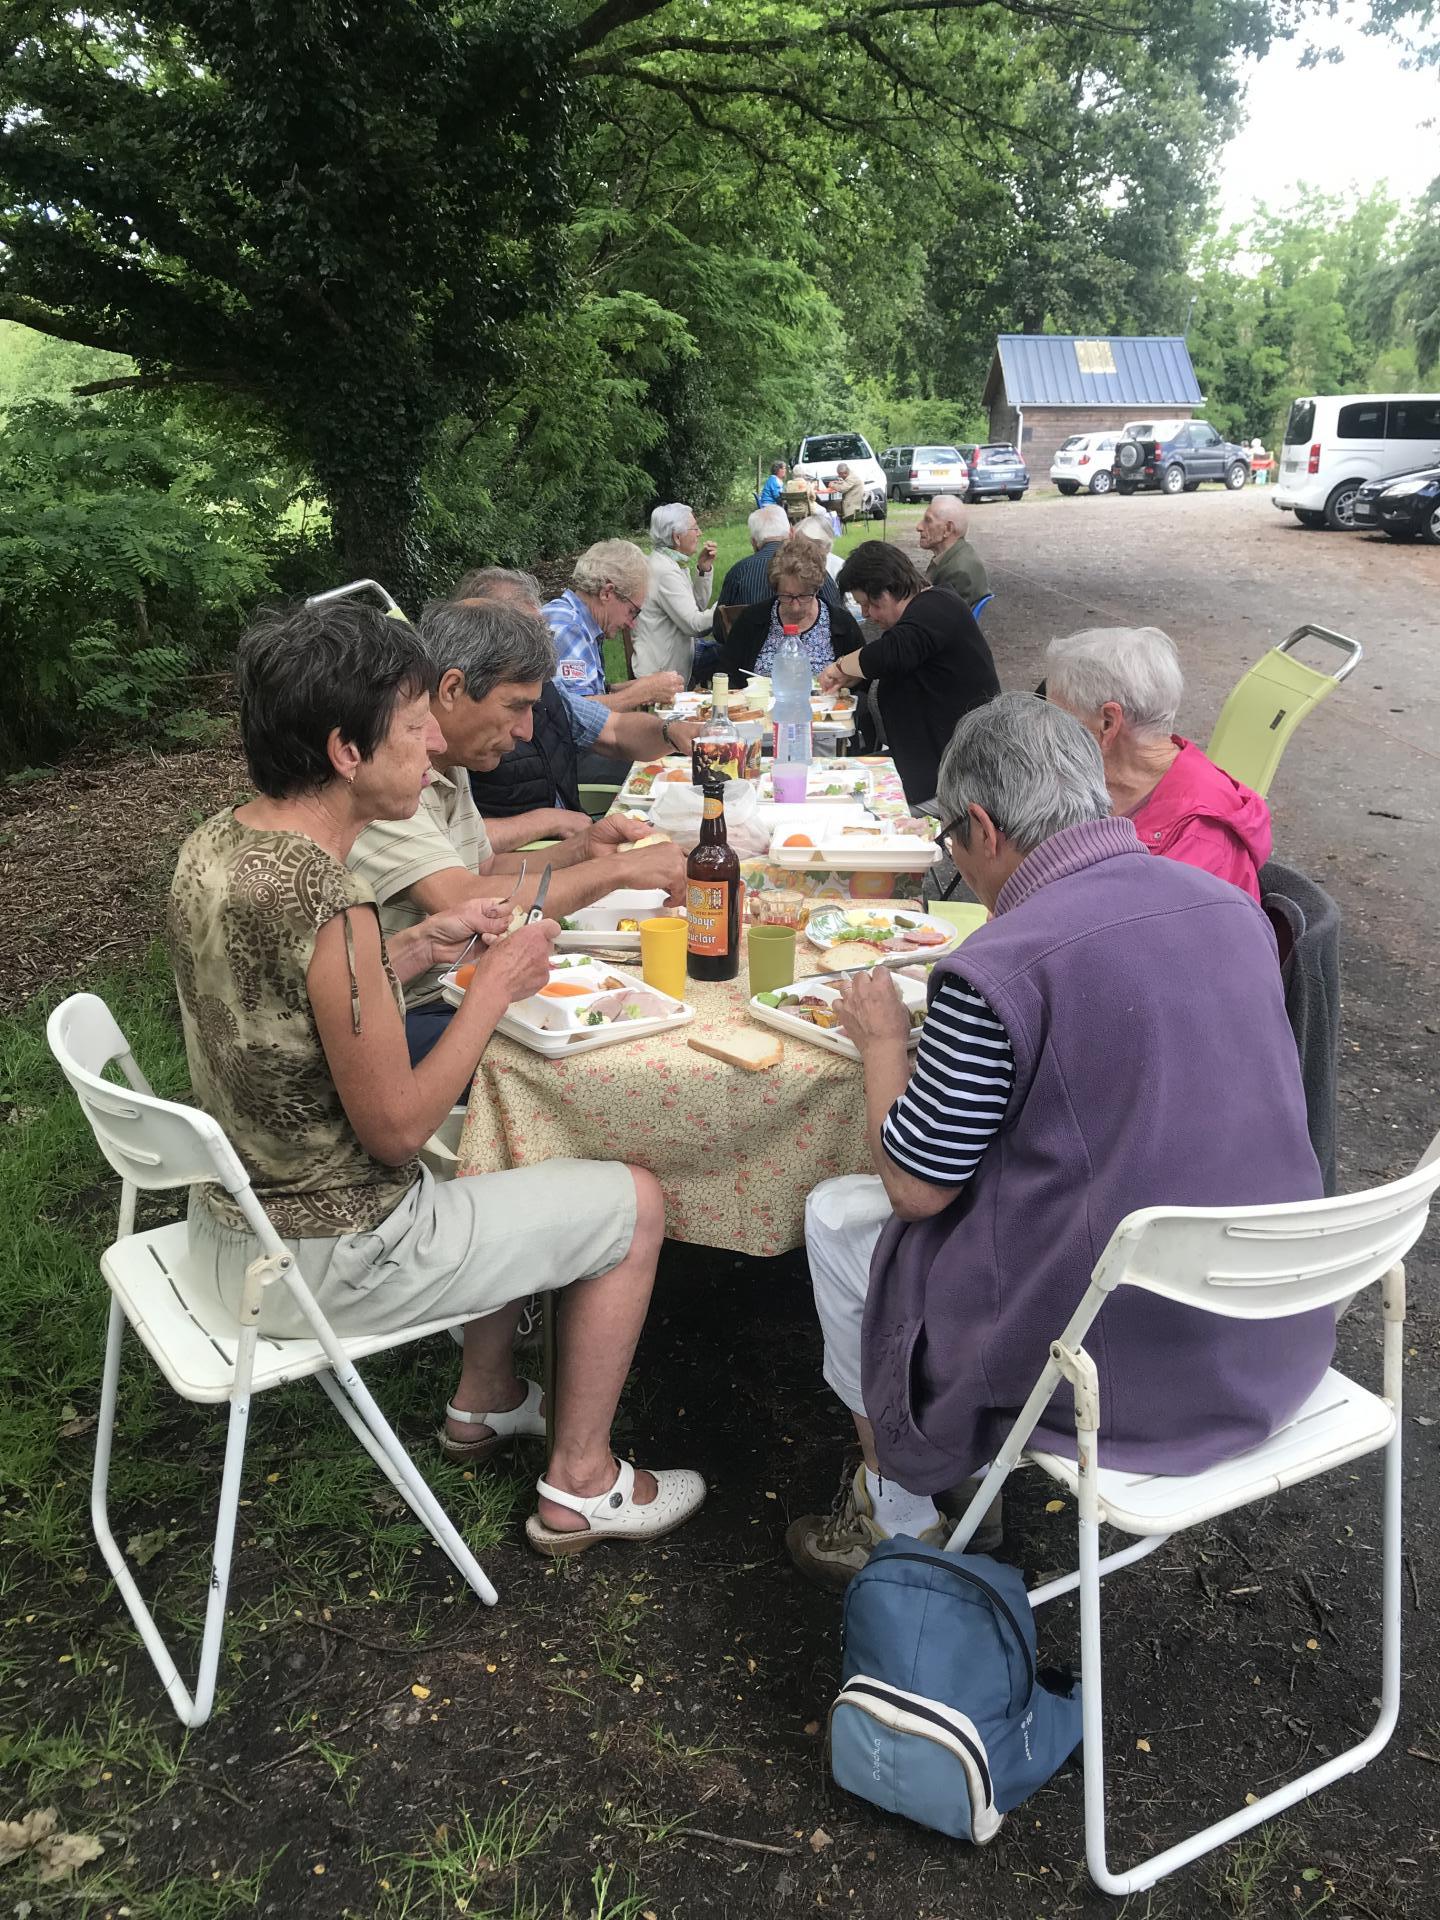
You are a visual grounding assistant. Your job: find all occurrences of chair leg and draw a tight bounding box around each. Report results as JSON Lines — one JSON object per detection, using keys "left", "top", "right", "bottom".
{"left": 1076, "top": 1431, "right": 1404, "bottom": 1895}
{"left": 90, "top": 1299, "right": 249, "bottom": 1728}
{"left": 314, "top": 1367, "right": 498, "bottom": 1607}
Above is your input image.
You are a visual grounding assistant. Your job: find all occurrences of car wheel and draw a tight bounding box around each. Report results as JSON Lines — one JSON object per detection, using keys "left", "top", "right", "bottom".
{"left": 1385, "top": 528, "right": 1418, "bottom": 542}
{"left": 1007, "top": 491, "right": 1025, "bottom": 502}
{"left": 1089, "top": 470, "right": 1113, "bottom": 495}
{"left": 1161, "top": 465, "right": 1185, "bottom": 496}
{"left": 1293, "top": 508, "right": 1326, "bottom": 529}
{"left": 1323, "top": 480, "right": 1361, "bottom": 531}
{"left": 1055, "top": 481, "right": 1080, "bottom": 495}
{"left": 1423, "top": 501, "right": 1440, "bottom": 546}
{"left": 1116, "top": 481, "right": 1136, "bottom": 495}
{"left": 1225, "top": 462, "right": 1248, "bottom": 490}
{"left": 1183, "top": 480, "right": 1200, "bottom": 492}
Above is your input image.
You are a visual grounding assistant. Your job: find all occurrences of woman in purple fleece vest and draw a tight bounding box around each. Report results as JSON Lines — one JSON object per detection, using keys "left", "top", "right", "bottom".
{"left": 789, "top": 693, "right": 1332, "bottom": 1591}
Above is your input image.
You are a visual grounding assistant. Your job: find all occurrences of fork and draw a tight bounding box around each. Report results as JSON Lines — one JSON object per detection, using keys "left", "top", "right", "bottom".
{"left": 448, "top": 858, "right": 528, "bottom": 974}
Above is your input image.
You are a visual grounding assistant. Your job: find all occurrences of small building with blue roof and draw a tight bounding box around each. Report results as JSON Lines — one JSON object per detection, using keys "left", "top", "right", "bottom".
{"left": 983, "top": 334, "right": 1204, "bottom": 483}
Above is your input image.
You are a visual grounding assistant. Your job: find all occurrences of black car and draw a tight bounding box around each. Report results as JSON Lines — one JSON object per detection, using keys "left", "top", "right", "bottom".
{"left": 955, "top": 442, "right": 1030, "bottom": 502}
{"left": 1112, "top": 419, "right": 1250, "bottom": 496}
{"left": 1351, "top": 463, "right": 1440, "bottom": 543}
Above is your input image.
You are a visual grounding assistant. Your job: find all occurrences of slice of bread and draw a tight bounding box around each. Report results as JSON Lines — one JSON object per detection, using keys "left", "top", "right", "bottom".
{"left": 687, "top": 1030, "right": 782, "bottom": 1072}
{"left": 619, "top": 831, "right": 672, "bottom": 852}
{"left": 819, "top": 942, "right": 885, "bottom": 970}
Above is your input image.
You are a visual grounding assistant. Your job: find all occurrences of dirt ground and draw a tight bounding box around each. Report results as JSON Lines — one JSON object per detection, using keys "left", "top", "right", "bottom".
{"left": 6, "top": 490, "right": 1439, "bottom": 1918}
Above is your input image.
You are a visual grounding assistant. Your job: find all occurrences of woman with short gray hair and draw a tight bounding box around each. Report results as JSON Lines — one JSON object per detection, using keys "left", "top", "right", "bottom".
{"left": 630, "top": 503, "right": 718, "bottom": 681}
{"left": 1044, "top": 626, "right": 1271, "bottom": 901}
{"left": 787, "top": 689, "right": 1329, "bottom": 1588}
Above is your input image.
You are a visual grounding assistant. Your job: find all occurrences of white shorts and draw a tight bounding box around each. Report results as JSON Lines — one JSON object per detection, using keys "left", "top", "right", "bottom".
{"left": 805, "top": 1174, "right": 893, "bottom": 1416}
{"left": 187, "top": 1160, "right": 638, "bottom": 1341}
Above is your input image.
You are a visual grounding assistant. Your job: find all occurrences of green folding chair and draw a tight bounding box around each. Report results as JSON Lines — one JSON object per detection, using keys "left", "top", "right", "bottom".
{"left": 1206, "top": 625, "right": 1362, "bottom": 798}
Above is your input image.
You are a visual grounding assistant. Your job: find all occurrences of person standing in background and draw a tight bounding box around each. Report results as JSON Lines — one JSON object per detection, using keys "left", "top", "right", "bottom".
{"left": 631, "top": 504, "right": 717, "bottom": 682}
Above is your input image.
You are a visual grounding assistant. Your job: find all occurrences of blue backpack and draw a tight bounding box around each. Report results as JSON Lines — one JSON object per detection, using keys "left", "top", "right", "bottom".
{"left": 829, "top": 1537, "right": 1083, "bottom": 1843}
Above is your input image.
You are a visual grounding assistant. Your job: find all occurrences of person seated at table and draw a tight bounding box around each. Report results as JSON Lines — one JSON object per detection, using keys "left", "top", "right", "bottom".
{"left": 713, "top": 534, "right": 864, "bottom": 689}
{"left": 833, "top": 462, "right": 865, "bottom": 526}
{"left": 456, "top": 568, "right": 703, "bottom": 828}
{"left": 631, "top": 504, "right": 720, "bottom": 686}
{"left": 788, "top": 694, "right": 1332, "bottom": 1589}
{"left": 1043, "top": 625, "right": 1271, "bottom": 902}
{"left": 171, "top": 599, "right": 705, "bottom": 1554}
{"left": 543, "top": 538, "right": 682, "bottom": 710}
{"left": 717, "top": 504, "right": 840, "bottom": 611}
{"left": 350, "top": 598, "right": 687, "bottom": 1066}
{"left": 825, "top": 542, "right": 1000, "bottom": 807}
{"left": 916, "top": 494, "right": 989, "bottom": 608}
{"left": 759, "top": 459, "right": 788, "bottom": 507}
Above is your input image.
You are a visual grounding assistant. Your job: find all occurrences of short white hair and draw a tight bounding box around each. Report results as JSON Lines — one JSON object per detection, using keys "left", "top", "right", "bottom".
{"left": 926, "top": 494, "right": 969, "bottom": 534}
{"left": 1044, "top": 626, "right": 1183, "bottom": 743}
{"left": 649, "top": 502, "right": 695, "bottom": 550}
{"left": 794, "top": 513, "right": 835, "bottom": 550}
{"left": 572, "top": 538, "right": 649, "bottom": 603}
{"left": 836, "top": 463, "right": 851, "bottom": 475}
{"left": 748, "top": 505, "right": 790, "bottom": 548}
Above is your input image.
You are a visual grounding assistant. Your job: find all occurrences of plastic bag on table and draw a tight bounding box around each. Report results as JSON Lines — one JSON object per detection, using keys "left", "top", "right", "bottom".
{"left": 649, "top": 777, "right": 769, "bottom": 857}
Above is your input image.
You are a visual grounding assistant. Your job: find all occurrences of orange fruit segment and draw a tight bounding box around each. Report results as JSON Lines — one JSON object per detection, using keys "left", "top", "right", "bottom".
{"left": 453, "top": 963, "right": 476, "bottom": 988}
{"left": 782, "top": 833, "right": 814, "bottom": 848}
{"left": 538, "top": 981, "right": 592, "bottom": 997}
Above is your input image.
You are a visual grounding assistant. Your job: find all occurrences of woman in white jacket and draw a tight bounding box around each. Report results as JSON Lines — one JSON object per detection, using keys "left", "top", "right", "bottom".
{"left": 630, "top": 503, "right": 716, "bottom": 681}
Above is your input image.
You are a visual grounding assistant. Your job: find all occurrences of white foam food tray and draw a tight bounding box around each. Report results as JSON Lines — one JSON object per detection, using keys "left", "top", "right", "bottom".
{"left": 802, "top": 903, "right": 958, "bottom": 965}
{"left": 748, "top": 969, "right": 929, "bottom": 1063}
{"left": 441, "top": 954, "right": 694, "bottom": 1055}
{"left": 755, "top": 761, "right": 873, "bottom": 805}
{"left": 615, "top": 757, "right": 694, "bottom": 809}
{"left": 769, "top": 818, "right": 939, "bottom": 871}
{"left": 554, "top": 890, "right": 673, "bottom": 953}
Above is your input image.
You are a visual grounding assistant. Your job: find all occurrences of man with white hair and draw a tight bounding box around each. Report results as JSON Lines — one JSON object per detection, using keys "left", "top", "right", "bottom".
{"left": 787, "top": 692, "right": 1329, "bottom": 1588}
{"left": 833, "top": 462, "right": 865, "bottom": 526}
{"left": 542, "top": 539, "right": 682, "bottom": 709}
{"left": 1044, "top": 626, "right": 1270, "bottom": 901}
{"left": 916, "top": 494, "right": 989, "bottom": 608}
{"left": 719, "top": 504, "right": 840, "bottom": 609}
{"left": 630, "top": 503, "right": 718, "bottom": 680}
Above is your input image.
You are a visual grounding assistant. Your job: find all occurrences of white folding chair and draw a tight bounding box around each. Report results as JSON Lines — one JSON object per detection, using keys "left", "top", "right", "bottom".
{"left": 946, "top": 1130, "right": 1440, "bottom": 1895}
{"left": 47, "top": 992, "right": 499, "bottom": 1729}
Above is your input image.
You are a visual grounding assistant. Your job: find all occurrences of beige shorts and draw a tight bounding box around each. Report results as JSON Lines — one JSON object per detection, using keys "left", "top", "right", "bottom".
{"left": 187, "top": 1160, "right": 638, "bottom": 1340}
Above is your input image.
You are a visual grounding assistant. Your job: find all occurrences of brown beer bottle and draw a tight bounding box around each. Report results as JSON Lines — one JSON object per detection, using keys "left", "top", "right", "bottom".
{"left": 686, "top": 771, "right": 741, "bottom": 981}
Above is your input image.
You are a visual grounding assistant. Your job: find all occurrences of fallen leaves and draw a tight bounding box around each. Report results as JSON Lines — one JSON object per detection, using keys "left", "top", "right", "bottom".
{"left": 1135, "top": 1737, "right": 1151, "bottom": 1753}
{"left": 1044, "top": 1499, "right": 1066, "bottom": 1514}
{"left": 808, "top": 1827, "right": 832, "bottom": 1853}
{"left": 0, "top": 1808, "right": 104, "bottom": 1883}
{"left": 410, "top": 1684, "right": 432, "bottom": 1702}
{"left": 124, "top": 1526, "right": 173, "bottom": 1567}
{"left": 56, "top": 1404, "right": 96, "bottom": 1440}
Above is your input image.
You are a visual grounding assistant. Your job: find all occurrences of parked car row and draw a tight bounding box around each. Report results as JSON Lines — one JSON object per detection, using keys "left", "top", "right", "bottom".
{"left": 1273, "top": 393, "right": 1440, "bottom": 539}
{"left": 1049, "top": 420, "right": 1250, "bottom": 498}
{"left": 878, "top": 442, "right": 1031, "bottom": 503}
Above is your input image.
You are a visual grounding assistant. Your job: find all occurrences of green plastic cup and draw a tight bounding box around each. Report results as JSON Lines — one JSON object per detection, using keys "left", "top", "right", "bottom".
{"left": 747, "top": 923, "right": 797, "bottom": 994}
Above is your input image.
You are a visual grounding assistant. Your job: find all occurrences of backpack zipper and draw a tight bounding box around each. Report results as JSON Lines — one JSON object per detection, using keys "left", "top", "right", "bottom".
{"left": 838, "top": 1676, "right": 995, "bottom": 1808}
{"left": 877, "top": 1551, "right": 1036, "bottom": 1701}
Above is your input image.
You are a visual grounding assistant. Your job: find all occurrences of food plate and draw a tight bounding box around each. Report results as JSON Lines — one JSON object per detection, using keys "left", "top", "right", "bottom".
{"left": 802, "top": 904, "right": 958, "bottom": 967}
{"left": 615, "top": 757, "right": 696, "bottom": 808}
{"left": 755, "top": 761, "right": 873, "bottom": 805}
{"left": 769, "top": 817, "right": 939, "bottom": 871}
{"left": 554, "top": 889, "right": 673, "bottom": 953}
{"left": 748, "top": 968, "right": 929, "bottom": 1062}
{"left": 440, "top": 953, "right": 694, "bottom": 1055}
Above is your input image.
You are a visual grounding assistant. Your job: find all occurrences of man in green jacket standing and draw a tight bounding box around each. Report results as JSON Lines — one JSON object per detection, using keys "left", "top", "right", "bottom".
{"left": 916, "top": 494, "right": 989, "bottom": 608}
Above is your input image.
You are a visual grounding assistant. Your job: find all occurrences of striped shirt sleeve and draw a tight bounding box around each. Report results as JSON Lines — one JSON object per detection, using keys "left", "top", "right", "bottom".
{"left": 880, "top": 974, "right": 1015, "bottom": 1188}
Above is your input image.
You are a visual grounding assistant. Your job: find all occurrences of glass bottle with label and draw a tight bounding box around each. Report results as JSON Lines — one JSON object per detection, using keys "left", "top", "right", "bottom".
{"left": 686, "top": 772, "right": 741, "bottom": 981}
{"left": 691, "top": 710, "right": 742, "bottom": 788}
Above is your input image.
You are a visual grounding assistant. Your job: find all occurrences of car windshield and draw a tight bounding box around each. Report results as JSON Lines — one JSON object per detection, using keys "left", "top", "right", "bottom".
{"left": 917, "top": 447, "right": 962, "bottom": 461}
{"left": 1284, "top": 400, "right": 1316, "bottom": 445}
{"left": 800, "top": 435, "right": 871, "bottom": 463}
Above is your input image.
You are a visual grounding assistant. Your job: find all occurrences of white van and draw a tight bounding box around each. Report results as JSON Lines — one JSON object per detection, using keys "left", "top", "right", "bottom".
{"left": 1273, "top": 393, "right": 1440, "bottom": 530}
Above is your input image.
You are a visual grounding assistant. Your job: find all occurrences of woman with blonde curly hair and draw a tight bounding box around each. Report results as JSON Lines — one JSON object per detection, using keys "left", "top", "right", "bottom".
{"left": 713, "top": 534, "right": 864, "bottom": 688}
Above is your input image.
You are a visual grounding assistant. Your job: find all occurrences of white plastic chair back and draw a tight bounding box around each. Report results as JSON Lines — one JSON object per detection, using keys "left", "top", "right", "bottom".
{"left": 47, "top": 992, "right": 251, "bottom": 1199}
{"left": 1093, "top": 1130, "right": 1440, "bottom": 1321}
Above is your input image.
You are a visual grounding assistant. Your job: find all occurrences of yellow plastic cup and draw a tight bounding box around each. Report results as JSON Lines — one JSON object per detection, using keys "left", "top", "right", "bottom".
{"left": 640, "top": 916, "right": 688, "bottom": 1000}
{"left": 747, "top": 923, "right": 797, "bottom": 994}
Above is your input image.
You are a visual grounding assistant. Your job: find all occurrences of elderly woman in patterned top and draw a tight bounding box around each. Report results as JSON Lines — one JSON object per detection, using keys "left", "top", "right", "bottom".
{"left": 712, "top": 533, "right": 864, "bottom": 689}
{"left": 168, "top": 601, "right": 704, "bottom": 1556}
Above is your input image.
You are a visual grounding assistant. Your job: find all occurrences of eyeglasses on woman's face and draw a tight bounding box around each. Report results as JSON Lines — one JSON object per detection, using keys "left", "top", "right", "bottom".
{"left": 776, "top": 590, "right": 818, "bottom": 611}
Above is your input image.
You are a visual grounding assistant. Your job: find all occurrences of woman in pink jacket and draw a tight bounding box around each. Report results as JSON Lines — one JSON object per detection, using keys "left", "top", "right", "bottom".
{"left": 1044, "top": 626, "right": 1270, "bottom": 901}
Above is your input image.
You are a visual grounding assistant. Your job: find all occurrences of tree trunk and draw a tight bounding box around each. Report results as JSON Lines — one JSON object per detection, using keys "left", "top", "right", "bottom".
{"left": 323, "top": 464, "right": 431, "bottom": 618}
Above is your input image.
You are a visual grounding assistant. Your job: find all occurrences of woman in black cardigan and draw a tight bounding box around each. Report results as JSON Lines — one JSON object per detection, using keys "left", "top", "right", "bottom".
{"left": 826, "top": 542, "right": 1000, "bottom": 805}
{"left": 715, "top": 535, "right": 865, "bottom": 687}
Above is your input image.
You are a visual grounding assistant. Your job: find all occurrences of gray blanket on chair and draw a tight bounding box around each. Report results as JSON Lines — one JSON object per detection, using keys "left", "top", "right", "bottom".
{"left": 1260, "top": 858, "right": 1342, "bottom": 1196}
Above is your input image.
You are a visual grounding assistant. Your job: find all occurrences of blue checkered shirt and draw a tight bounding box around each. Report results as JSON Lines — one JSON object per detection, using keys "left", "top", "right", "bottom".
{"left": 543, "top": 589, "right": 607, "bottom": 699}
{"left": 557, "top": 684, "right": 610, "bottom": 751}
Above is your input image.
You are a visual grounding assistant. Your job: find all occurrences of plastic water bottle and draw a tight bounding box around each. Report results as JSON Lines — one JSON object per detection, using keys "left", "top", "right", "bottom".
{"left": 770, "top": 626, "right": 813, "bottom": 803}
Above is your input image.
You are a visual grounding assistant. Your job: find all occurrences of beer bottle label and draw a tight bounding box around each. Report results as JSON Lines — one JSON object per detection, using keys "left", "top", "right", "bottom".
{"left": 687, "top": 879, "right": 732, "bottom": 955}
{"left": 702, "top": 794, "right": 723, "bottom": 820}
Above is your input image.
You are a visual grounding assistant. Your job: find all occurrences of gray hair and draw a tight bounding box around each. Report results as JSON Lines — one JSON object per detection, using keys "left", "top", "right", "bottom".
{"left": 419, "top": 599, "right": 556, "bottom": 701}
{"left": 1044, "top": 627, "right": 1183, "bottom": 744}
{"left": 926, "top": 494, "right": 969, "bottom": 534}
{"left": 936, "top": 692, "right": 1112, "bottom": 855}
{"left": 649, "top": 502, "right": 696, "bottom": 551}
{"left": 572, "top": 537, "right": 649, "bottom": 603}
{"left": 748, "top": 504, "right": 790, "bottom": 548}
{"left": 794, "top": 513, "right": 835, "bottom": 550}
{"left": 453, "top": 565, "right": 542, "bottom": 611}
{"left": 836, "top": 463, "right": 851, "bottom": 476}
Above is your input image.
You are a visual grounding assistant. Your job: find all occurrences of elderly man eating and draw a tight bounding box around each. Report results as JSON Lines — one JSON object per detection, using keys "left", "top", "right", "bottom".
{"left": 788, "top": 693, "right": 1332, "bottom": 1589}
{"left": 916, "top": 494, "right": 989, "bottom": 608}
{"left": 1044, "top": 625, "right": 1271, "bottom": 900}
{"left": 351, "top": 598, "right": 686, "bottom": 1065}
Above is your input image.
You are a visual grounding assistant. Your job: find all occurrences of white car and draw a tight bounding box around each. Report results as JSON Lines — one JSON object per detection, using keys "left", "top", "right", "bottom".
{"left": 1273, "top": 392, "right": 1440, "bottom": 530}
{"left": 793, "top": 431, "right": 887, "bottom": 517}
{"left": 1050, "top": 432, "right": 1118, "bottom": 495}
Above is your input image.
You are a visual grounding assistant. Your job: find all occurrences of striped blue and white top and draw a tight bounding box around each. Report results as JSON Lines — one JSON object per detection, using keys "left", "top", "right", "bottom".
{"left": 881, "top": 975, "right": 1015, "bottom": 1187}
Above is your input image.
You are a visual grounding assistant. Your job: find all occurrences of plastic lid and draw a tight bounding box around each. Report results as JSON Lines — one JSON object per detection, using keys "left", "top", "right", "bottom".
{"left": 781, "top": 624, "right": 800, "bottom": 637}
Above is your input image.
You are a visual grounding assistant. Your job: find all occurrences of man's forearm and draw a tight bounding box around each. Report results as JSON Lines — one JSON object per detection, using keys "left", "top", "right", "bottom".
{"left": 597, "top": 682, "right": 654, "bottom": 713}
{"left": 601, "top": 710, "right": 669, "bottom": 759}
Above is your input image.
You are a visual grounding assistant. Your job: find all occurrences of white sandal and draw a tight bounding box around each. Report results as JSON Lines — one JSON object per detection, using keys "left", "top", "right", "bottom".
{"left": 437, "top": 1378, "right": 545, "bottom": 1463}
{"left": 524, "top": 1457, "right": 706, "bottom": 1557}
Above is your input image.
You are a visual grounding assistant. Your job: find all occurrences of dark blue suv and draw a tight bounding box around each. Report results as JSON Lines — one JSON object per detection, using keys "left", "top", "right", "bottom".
{"left": 956, "top": 443, "right": 1030, "bottom": 502}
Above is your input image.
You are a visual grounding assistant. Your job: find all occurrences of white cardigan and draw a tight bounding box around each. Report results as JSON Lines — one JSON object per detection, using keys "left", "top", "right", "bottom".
{"left": 630, "top": 548, "right": 715, "bottom": 678}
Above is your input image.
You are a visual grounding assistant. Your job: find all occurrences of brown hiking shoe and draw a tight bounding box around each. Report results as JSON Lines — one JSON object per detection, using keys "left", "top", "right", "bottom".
{"left": 785, "top": 1464, "right": 947, "bottom": 1593}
